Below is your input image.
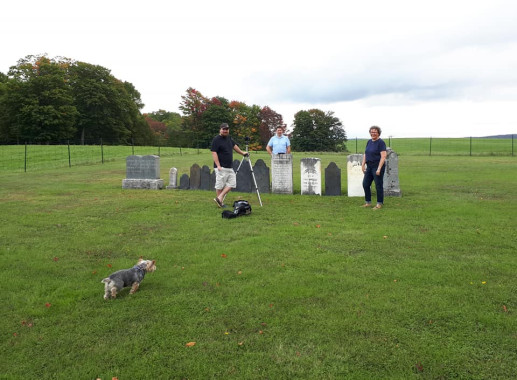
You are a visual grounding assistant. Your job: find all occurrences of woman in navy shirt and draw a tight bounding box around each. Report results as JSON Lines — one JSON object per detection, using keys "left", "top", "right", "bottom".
{"left": 361, "top": 126, "right": 387, "bottom": 209}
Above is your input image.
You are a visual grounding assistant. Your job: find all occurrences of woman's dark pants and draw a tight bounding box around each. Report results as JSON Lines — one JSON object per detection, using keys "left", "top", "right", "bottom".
{"left": 363, "top": 164, "right": 385, "bottom": 204}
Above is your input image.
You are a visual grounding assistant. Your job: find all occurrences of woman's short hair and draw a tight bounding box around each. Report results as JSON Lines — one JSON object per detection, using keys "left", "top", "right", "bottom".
{"left": 370, "top": 126, "right": 382, "bottom": 136}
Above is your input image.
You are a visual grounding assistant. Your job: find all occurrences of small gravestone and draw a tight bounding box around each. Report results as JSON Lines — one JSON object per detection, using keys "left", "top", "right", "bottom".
{"left": 234, "top": 159, "right": 252, "bottom": 193}
{"left": 210, "top": 170, "right": 216, "bottom": 190}
{"left": 347, "top": 154, "right": 364, "bottom": 197}
{"left": 253, "top": 159, "right": 270, "bottom": 193}
{"left": 166, "top": 167, "right": 178, "bottom": 189}
{"left": 271, "top": 154, "right": 293, "bottom": 194}
{"left": 301, "top": 158, "right": 321, "bottom": 195}
{"left": 384, "top": 148, "right": 402, "bottom": 197}
{"left": 179, "top": 174, "right": 190, "bottom": 190}
{"left": 122, "top": 155, "right": 164, "bottom": 190}
{"left": 325, "top": 162, "right": 341, "bottom": 196}
{"left": 189, "top": 164, "right": 201, "bottom": 190}
{"left": 200, "top": 165, "right": 211, "bottom": 190}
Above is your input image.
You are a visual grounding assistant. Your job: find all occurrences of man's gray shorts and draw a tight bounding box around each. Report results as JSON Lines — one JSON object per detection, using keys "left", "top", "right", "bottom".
{"left": 215, "top": 167, "right": 236, "bottom": 190}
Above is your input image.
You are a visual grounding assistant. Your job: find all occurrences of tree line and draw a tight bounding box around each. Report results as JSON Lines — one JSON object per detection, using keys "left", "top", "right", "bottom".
{"left": 0, "top": 55, "right": 347, "bottom": 151}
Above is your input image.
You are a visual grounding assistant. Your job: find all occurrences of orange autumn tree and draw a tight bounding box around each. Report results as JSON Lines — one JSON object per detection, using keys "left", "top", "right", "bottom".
{"left": 179, "top": 87, "right": 277, "bottom": 150}
{"left": 229, "top": 101, "right": 262, "bottom": 150}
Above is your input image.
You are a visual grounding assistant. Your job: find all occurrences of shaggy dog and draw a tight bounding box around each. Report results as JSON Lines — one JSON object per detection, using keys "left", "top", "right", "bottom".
{"left": 101, "top": 258, "right": 156, "bottom": 300}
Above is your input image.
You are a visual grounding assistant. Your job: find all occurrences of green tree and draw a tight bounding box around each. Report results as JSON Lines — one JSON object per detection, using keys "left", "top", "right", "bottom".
{"left": 290, "top": 109, "right": 347, "bottom": 152}
{"left": 0, "top": 72, "right": 10, "bottom": 142}
{"left": 199, "top": 97, "right": 232, "bottom": 149}
{"left": 5, "top": 55, "right": 78, "bottom": 143}
{"left": 69, "top": 62, "right": 145, "bottom": 144}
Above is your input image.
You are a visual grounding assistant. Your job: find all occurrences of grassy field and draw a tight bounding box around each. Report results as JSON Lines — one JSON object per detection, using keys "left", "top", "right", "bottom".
{"left": 1, "top": 154, "right": 516, "bottom": 379}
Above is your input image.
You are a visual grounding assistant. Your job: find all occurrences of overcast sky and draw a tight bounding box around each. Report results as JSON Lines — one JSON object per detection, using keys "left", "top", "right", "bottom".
{"left": 2, "top": 0, "right": 516, "bottom": 138}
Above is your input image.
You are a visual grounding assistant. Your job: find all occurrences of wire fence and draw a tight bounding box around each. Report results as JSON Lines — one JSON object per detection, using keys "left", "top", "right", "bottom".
{"left": 0, "top": 136, "right": 514, "bottom": 172}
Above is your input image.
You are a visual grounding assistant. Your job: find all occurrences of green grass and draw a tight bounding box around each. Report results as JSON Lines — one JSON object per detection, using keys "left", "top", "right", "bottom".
{"left": 1, "top": 155, "right": 516, "bottom": 379}
{"left": 0, "top": 137, "right": 515, "bottom": 173}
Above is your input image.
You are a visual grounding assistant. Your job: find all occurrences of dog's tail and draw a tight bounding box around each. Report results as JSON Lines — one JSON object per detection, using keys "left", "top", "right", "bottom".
{"left": 101, "top": 278, "right": 111, "bottom": 284}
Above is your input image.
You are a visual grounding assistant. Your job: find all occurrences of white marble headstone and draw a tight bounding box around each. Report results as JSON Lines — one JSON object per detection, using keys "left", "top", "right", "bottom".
{"left": 347, "top": 154, "right": 364, "bottom": 197}
{"left": 301, "top": 158, "right": 321, "bottom": 195}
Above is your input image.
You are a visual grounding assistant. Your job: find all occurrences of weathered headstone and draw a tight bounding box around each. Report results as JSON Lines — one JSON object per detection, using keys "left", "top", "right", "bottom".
{"left": 301, "top": 158, "right": 321, "bottom": 195}
{"left": 200, "top": 165, "right": 211, "bottom": 191}
{"left": 271, "top": 154, "right": 293, "bottom": 194}
{"left": 166, "top": 167, "right": 178, "bottom": 189}
{"left": 252, "top": 159, "right": 270, "bottom": 194}
{"left": 347, "top": 154, "right": 364, "bottom": 197}
{"left": 383, "top": 148, "right": 402, "bottom": 197}
{"left": 325, "top": 162, "right": 341, "bottom": 196}
{"left": 189, "top": 164, "right": 201, "bottom": 190}
{"left": 234, "top": 159, "right": 252, "bottom": 193}
{"left": 210, "top": 170, "right": 216, "bottom": 190}
{"left": 179, "top": 174, "right": 190, "bottom": 190}
{"left": 122, "top": 155, "right": 164, "bottom": 190}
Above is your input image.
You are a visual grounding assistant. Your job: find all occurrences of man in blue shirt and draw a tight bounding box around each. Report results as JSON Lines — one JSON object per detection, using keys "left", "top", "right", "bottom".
{"left": 267, "top": 126, "right": 291, "bottom": 155}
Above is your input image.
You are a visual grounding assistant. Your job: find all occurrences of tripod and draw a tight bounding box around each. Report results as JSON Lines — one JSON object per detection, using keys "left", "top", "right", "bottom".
{"left": 233, "top": 141, "right": 263, "bottom": 207}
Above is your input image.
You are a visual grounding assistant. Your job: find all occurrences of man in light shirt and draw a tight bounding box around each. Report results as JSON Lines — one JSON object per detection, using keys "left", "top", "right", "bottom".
{"left": 266, "top": 126, "right": 291, "bottom": 155}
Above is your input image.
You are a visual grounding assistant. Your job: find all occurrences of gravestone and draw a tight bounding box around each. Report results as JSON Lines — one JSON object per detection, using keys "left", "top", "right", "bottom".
{"left": 301, "top": 158, "right": 321, "bottom": 195}
{"left": 179, "top": 174, "right": 190, "bottom": 190}
{"left": 189, "top": 164, "right": 201, "bottom": 190}
{"left": 200, "top": 165, "right": 211, "bottom": 191}
{"left": 347, "top": 154, "right": 364, "bottom": 196}
{"left": 166, "top": 167, "right": 178, "bottom": 189}
{"left": 252, "top": 159, "right": 270, "bottom": 194}
{"left": 210, "top": 170, "right": 216, "bottom": 190}
{"left": 122, "top": 155, "right": 164, "bottom": 190}
{"left": 383, "top": 148, "right": 402, "bottom": 197}
{"left": 271, "top": 154, "right": 293, "bottom": 194}
{"left": 234, "top": 159, "right": 252, "bottom": 193}
{"left": 325, "top": 162, "right": 341, "bottom": 196}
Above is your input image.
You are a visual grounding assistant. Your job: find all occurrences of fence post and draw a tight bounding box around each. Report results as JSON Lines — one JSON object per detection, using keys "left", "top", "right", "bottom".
{"left": 512, "top": 134, "right": 514, "bottom": 157}
{"left": 355, "top": 137, "right": 358, "bottom": 153}
{"left": 68, "top": 140, "right": 71, "bottom": 168}
{"left": 470, "top": 136, "right": 472, "bottom": 156}
{"left": 101, "top": 138, "right": 104, "bottom": 164}
{"left": 131, "top": 138, "right": 135, "bottom": 155}
{"left": 429, "top": 137, "right": 432, "bottom": 156}
{"left": 24, "top": 142, "right": 27, "bottom": 172}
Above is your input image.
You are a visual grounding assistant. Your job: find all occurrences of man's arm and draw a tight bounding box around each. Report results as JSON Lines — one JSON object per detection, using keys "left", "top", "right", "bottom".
{"left": 211, "top": 151, "right": 221, "bottom": 170}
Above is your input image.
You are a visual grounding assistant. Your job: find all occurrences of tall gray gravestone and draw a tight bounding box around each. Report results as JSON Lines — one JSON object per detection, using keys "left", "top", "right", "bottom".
{"left": 347, "top": 154, "right": 364, "bottom": 197}
{"left": 189, "top": 164, "right": 201, "bottom": 190}
{"left": 166, "top": 167, "right": 178, "bottom": 189}
{"left": 271, "top": 154, "right": 293, "bottom": 194}
{"left": 325, "top": 162, "right": 341, "bottom": 196}
{"left": 234, "top": 159, "right": 252, "bottom": 193}
{"left": 253, "top": 159, "right": 270, "bottom": 194}
{"left": 383, "top": 148, "right": 402, "bottom": 197}
{"left": 301, "top": 158, "right": 321, "bottom": 195}
{"left": 122, "top": 155, "right": 164, "bottom": 190}
{"left": 200, "top": 165, "right": 211, "bottom": 190}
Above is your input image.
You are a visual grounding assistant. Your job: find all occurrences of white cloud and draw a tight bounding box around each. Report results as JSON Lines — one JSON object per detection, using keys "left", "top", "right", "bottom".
{"left": 1, "top": 0, "right": 516, "bottom": 137}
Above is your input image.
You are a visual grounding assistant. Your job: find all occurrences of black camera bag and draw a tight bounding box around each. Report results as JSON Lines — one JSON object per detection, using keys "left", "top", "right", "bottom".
{"left": 222, "top": 200, "right": 252, "bottom": 219}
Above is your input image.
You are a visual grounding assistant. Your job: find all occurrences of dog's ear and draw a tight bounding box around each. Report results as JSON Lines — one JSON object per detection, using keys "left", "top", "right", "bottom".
{"left": 151, "top": 260, "right": 156, "bottom": 265}
{"left": 138, "top": 256, "right": 143, "bottom": 262}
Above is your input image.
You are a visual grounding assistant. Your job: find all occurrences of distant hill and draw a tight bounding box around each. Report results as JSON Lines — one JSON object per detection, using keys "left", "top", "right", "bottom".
{"left": 478, "top": 134, "right": 515, "bottom": 138}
